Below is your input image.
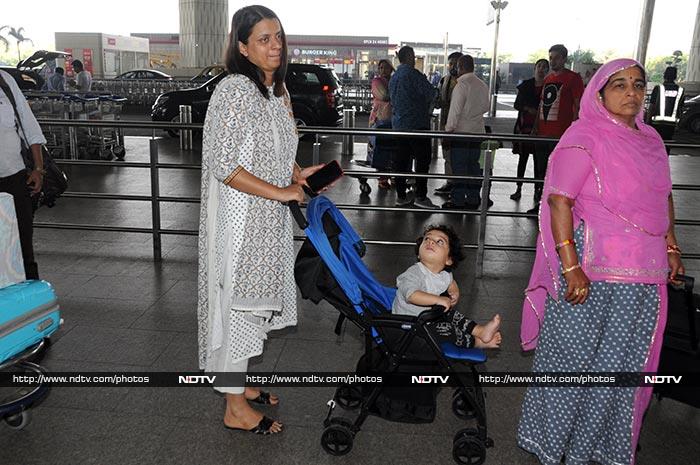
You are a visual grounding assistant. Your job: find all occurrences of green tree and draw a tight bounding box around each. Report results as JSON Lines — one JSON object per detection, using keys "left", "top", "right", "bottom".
{"left": 569, "top": 49, "right": 596, "bottom": 64}
{"left": 527, "top": 49, "right": 549, "bottom": 63}
{"left": 497, "top": 53, "right": 512, "bottom": 63}
{"left": 646, "top": 53, "right": 688, "bottom": 84}
{"left": 0, "top": 26, "right": 33, "bottom": 63}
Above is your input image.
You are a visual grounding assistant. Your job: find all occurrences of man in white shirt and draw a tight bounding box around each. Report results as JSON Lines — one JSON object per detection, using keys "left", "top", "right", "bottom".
{"left": 0, "top": 69, "right": 47, "bottom": 279}
{"left": 443, "top": 55, "right": 490, "bottom": 209}
{"left": 69, "top": 60, "right": 92, "bottom": 92}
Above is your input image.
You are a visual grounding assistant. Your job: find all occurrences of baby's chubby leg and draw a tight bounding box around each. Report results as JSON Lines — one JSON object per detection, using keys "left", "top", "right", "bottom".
{"left": 472, "top": 314, "right": 501, "bottom": 345}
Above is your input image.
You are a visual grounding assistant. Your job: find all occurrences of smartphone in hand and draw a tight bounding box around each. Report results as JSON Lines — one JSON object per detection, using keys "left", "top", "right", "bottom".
{"left": 305, "top": 160, "right": 343, "bottom": 193}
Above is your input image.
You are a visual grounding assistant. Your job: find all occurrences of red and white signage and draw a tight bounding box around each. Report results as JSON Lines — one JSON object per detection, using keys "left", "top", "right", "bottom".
{"left": 63, "top": 48, "right": 74, "bottom": 77}
{"left": 82, "top": 49, "right": 94, "bottom": 74}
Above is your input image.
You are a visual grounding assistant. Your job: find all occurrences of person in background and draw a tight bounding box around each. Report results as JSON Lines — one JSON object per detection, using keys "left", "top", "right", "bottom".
{"left": 0, "top": 69, "right": 46, "bottom": 279}
{"left": 529, "top": 44, "right": 583, "bottom": 213}
{"left": 389, "top": 45, "right": 439, "bottom": 209}
{"left": 69, "top": 60, "right": 92, "bottom": 92}
{"left": 435, "top": 51, "right": 463, "bottom": 199}
{"left": 443, "top": 55, "right": 490, "bottom": 210}
{"left": 510, "top": 59, "right": 549, "bottom": 200}
{"left": 367, "top": 59, "right": 394, "bottom": 189}
{"left": 645, "top": 66, "right": 684, "bottom": 154}
{"left": 48, "top": 67, "right": 66, "bottom": 92}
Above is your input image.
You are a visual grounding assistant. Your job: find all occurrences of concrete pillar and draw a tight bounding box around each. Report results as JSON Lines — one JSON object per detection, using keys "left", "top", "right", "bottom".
{"left": 179, "top": 0, "right": 229, "bottom": 69}
{"left": 635, "top": 0, "right": 655, "bottom": 66}
{"left": 685, "top": 0, "right": 700, "bottom": 92}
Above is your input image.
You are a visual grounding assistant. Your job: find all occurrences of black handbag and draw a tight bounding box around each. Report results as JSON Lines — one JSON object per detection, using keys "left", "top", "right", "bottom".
{"left": 666, "top": 274, "right": 698, "bottom": 351}
{"left": 0, "top": 73, "right": 68, "bottom": 209}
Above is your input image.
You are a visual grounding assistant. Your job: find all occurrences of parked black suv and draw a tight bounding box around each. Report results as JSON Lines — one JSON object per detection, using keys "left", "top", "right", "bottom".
{"left": 151, "top": 63, "right": 343, "bottom": 136}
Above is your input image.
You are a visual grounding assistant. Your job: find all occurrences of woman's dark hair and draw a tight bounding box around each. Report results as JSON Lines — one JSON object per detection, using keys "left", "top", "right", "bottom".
{"left": 414, "top": 224, "right": 465, "bottom": 271}
{"left": 534, "top": 58, "right": 549, "bottom": 69}
{"left": 71, "top": 60, "right": 83, "bottom": 70}
{"left": 377, "top": 59, "right": 394, "bottom": 73}
{"left": 599, "top": 65, "right": 646, "bottom": 98}
{"left": 224, "top": 5, "right": 288, "bottom": 99}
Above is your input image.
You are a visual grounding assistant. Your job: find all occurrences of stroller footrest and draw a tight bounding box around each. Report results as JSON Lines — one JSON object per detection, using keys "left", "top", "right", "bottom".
{"left": 440, "top": 343, "right": 487, "bottom": 363}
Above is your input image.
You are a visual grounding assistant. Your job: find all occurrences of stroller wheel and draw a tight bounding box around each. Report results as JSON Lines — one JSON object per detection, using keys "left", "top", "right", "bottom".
{"left": 359, "top": 179, "right": 371, "bottom": 195}
{"left": 321, "top": 419, "right": 354, "bottom": 456}
{"left": 452, "top": 391, "right": 477, "bottom": 419}
{"left": 453, "top": 427, "right": 479, "bottom": 443}
{"left": 335, "top": 384, "right": 363, "bottom": 410}
{"left": 452, "top": 435, "right": 486, "bottom": 465}
{"left": 5, "top": 410, "right": 31, "bottom": 430}
{"left": 112, "top": 146, "right": 126, "bottom": 160}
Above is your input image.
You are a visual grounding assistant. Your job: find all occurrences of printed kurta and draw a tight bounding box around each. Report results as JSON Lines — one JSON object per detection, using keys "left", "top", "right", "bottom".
{"left": 197, "top": 74, "right": 299, "bottom": 368}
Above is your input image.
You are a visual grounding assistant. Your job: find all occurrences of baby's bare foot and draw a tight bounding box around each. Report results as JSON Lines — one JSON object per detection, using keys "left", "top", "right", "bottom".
{"left": 474, "top": 331, "right": 502, "bottom": 349}
{"left": 474, "top": 314, "right": 501, "bottom": 343}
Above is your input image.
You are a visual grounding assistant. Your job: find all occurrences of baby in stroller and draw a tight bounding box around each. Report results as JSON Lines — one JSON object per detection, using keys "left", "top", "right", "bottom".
{"left": 392, "top": 224, "right": 502, "bottom": 349}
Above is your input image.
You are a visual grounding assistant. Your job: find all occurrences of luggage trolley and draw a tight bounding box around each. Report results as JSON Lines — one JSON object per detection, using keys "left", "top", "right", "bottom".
{"left": 96, "top": 95, "right": 127, "bottom": 160}
{"left": 0, "top": 280, "right": 62, "bottom": 430}
{"left": 25, "top": 92, "right": 71, "bottom": 159}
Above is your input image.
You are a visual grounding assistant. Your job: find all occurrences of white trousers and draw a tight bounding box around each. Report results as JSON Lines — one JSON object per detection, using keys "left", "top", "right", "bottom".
{"left": 211, "top": 355, "right": 249, "bottom": 395}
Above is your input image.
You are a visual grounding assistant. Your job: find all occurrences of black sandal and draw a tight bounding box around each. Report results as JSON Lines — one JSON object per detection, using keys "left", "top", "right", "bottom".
{"left": 249, "top": 390, "right": 278, "bottom": 405}
{"left": 225, "top": 415, "right": 281, "bottom": 435}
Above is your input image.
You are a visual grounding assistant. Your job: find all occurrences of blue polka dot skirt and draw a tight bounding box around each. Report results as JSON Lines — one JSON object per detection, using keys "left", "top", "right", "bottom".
{"left": 517, "top": 224, "right": 661, "bottom": 465}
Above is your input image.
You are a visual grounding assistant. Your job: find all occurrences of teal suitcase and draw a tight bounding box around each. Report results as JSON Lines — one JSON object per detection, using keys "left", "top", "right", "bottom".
{"left": 0, "top": 280, "right": 61, "bottom": 363}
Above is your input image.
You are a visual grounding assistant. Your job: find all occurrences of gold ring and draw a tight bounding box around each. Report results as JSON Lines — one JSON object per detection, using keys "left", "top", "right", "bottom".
{"left": 574, "top": 288, "right": 580, "bottom": 296}
{"left": 580, "top": 287, "right": 588, "bottom": 294}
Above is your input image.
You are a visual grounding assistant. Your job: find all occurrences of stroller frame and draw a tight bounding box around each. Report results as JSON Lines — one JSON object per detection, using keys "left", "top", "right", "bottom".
{"left": 291, "top": 196, "right": 494, "bottom": 464}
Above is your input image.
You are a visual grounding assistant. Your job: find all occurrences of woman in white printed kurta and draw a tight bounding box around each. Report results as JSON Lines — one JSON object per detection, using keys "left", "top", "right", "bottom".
{"left": 197, "top": 5, "right": 322, "bottom": 435}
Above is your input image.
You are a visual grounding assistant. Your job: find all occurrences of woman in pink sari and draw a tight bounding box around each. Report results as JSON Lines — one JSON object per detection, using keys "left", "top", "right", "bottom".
{"left": 518, "top": 58, "right": 684, "bottom": 465}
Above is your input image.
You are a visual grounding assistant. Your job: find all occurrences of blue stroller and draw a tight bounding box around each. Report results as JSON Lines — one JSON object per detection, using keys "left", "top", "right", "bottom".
{"left": 291, "top": 196, "right": 493, "bottom": 464}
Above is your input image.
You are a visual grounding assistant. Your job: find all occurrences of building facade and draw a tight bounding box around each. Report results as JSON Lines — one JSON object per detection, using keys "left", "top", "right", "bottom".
{"left": 287, "top": 35, "right": 395, "bottom": 79}
{"left": 54, "top": 32, "right": 150, "bottom": 79}
{"left": 131, "top": 33, "right": 181, "bottom": 70}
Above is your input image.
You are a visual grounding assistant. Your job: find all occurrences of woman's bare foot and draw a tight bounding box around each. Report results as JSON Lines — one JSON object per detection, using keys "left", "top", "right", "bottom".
{"left": 224, "top": 393, "right": 282, "bottom": 433}
{"left": 245, "top": 387, "right": 279, "bottom": 405}
{"left": 474, "top": 331, "right": 502, "bottom": 349}
{"left": 472, "top": 314, "right": 501, "bottom": 343}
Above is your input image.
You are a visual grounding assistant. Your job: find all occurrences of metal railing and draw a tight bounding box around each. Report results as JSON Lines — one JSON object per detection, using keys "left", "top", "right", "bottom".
{"left": 89, "top": 78, "right": 376, "bottom": 109}
{"left": 34, "top": 118, "right": 700, "bottom": 275}
{"left": 91, "top": 79, "right": 199, "bottom": 106}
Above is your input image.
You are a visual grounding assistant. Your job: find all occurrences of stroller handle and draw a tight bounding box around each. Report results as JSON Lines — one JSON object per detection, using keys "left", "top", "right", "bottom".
{"left": 288, "top": 201, "right": 308, "bottom": 229}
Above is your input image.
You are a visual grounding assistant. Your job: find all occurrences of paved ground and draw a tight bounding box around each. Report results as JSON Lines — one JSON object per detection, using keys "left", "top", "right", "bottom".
{"left": 0, "top": 110, "right": 698, "bottom": 465}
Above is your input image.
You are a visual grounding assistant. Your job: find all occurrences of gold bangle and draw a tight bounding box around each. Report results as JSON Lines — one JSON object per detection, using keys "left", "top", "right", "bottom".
{"left": 224, "top": 166, "right": 244, "bottom": 185}
{"left": 555, "top": 239, "right": 575, "bottom": 251}
{"left": 562, "top": 264, "right": 581, "bottom": 275}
